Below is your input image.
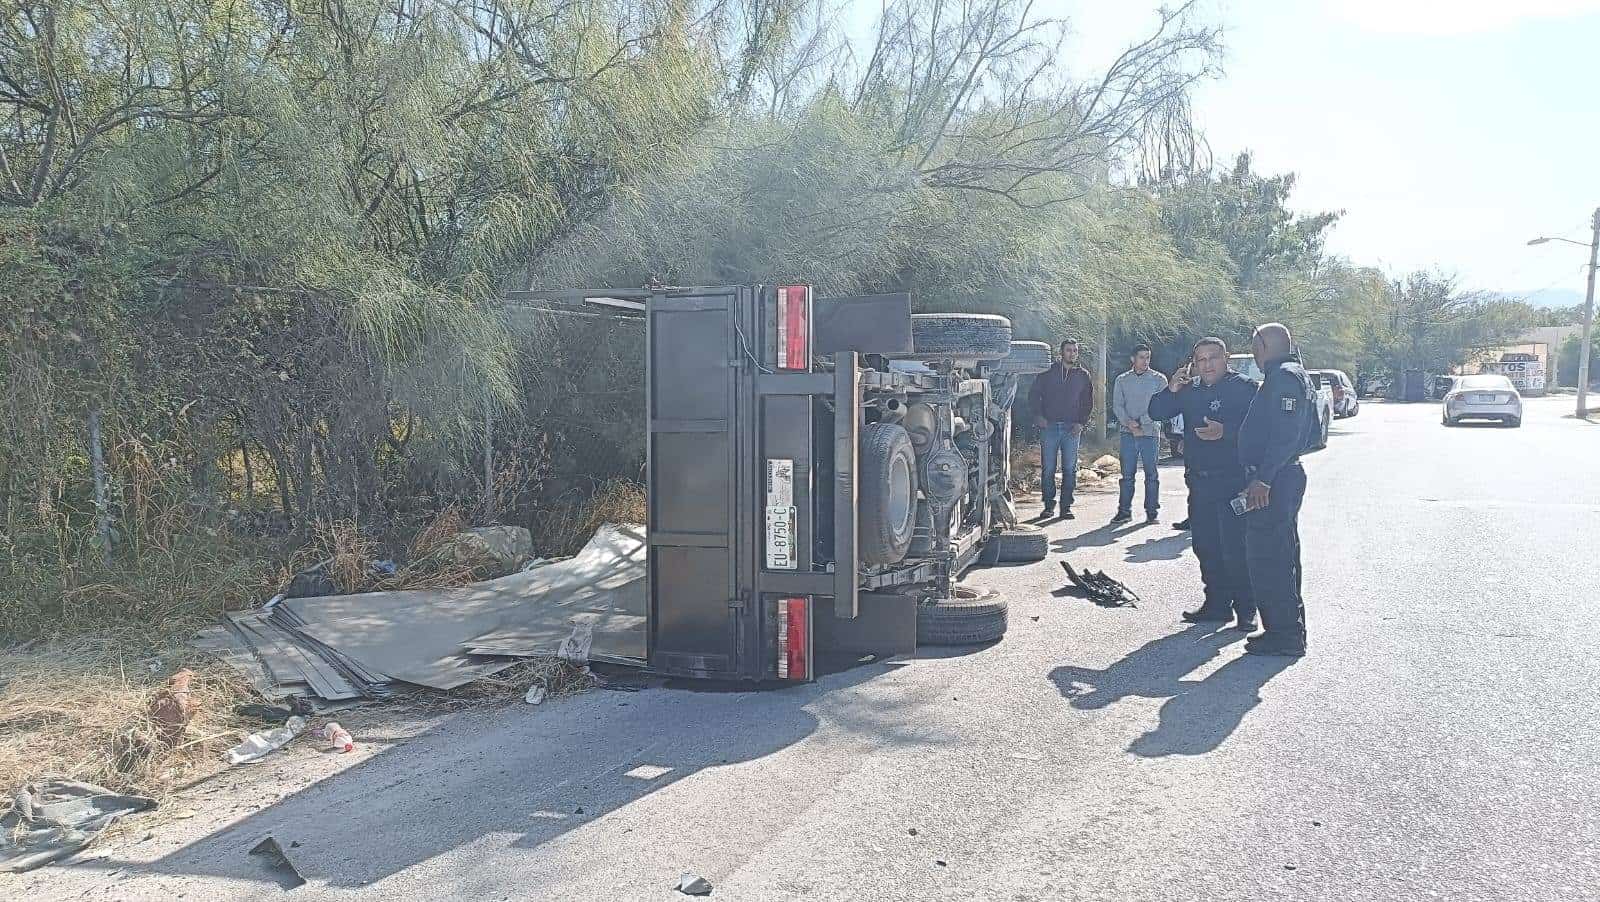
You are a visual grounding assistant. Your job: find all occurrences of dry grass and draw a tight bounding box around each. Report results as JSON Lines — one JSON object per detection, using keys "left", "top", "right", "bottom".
{"left": 532, "top": 479, "right": 645, "bottom": 556}
{"left": 432, "top": 657, "right": 599, "bottom": 706}
{"left": 0, "top": 630, "right": 255, "bottom": 799}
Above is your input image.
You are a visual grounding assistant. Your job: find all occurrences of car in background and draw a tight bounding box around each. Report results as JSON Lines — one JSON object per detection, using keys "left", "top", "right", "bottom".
{"left": 1442, "top": 374, "right": 1522, "bottom": 428}
{"left": 1229, "top": 353, "right": 1332, "bottom": 448}
{"left": 1428, "top": 374, "right": 1457, "bottom": 401}
{"left": 1310, "top": 369, "right": 1358, "bottom": 418}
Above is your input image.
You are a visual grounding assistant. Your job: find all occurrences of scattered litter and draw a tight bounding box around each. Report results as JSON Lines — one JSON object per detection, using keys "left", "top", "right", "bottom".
{"left": 677, "top": 872, "right": 713, "bottom": 896}
{"left": 524, "top": 685, "right": 548, "bottom": 705}
{"left": 908, "top": 828, "right": 919, "bottom": 836}
{"left": 226, "top": 716, "right": 307, "bottom": 765}
{"left": 248, "top": 836, "right": 307, "bottom": 890}
{"left": 1284, "top": 865, "right": 1298, "bottom": 871}
{"left": 1060, "top": 561, "right": 1141, "bottom": 608}
{"left": 557, "top": 622, "right": 595, "bottom": 665}
{"left": 0, "top": 780, "right": 157, "bottom": 873}
{"left": 147, "top": 669, "right": 198, "bottom": 745}
{"left": 1312, "top": 820, "right": 1323, "bottom": 827}
{"left": 1091, "top": 454, "right": 1120, "bottom": 475}
{"left": 1030, "top": 615, "right": 1040, "bottom": 622}
{"left": 369, "top": 559, "right": 398, "bottom": 578}
{"left": 935, "top": 859, "right": 948, "bottom": 867}
{"left": 313, "top": 722, "right": 355, "bottom": 753}
{"left": 171, "top": 808, "right": 198, "bottom": 820}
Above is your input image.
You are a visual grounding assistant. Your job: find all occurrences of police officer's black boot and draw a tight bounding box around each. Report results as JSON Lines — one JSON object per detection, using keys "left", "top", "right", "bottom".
{"left": 1245, "top": 629, "right": 1305, "bottom": 656}
{"left": 1180, "top": 606, "right": 1231, "bottom": 624}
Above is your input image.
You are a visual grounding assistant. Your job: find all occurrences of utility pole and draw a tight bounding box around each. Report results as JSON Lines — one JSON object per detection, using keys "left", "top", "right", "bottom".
{"left": 1577, "top": 207, "right": 1600, "bottom": 418}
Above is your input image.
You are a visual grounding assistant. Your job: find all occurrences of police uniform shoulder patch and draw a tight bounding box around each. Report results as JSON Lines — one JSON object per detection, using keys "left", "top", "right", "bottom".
{"left": 1280, "top": 396, "right": 1296, "bottom": 412}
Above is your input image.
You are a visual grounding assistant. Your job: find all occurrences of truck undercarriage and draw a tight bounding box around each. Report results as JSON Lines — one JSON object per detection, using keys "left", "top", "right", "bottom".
{"left": 509, "top": 284, "right": 1050, "bottom": 682}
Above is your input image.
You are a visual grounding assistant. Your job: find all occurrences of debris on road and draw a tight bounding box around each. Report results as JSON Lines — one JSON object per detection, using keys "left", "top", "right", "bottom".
{"left": 226, "top": 716, "right": 307, "bottom": 765}
{"left": 1091, "top": 454, "right": 1120, "bottom": 475}
{"left": 0, "top": 780, "right": 157, "bottom": 873}
{"left": 1060, "top": 561, "right": 1141, "bottom": 608}
{"left": 248, "top": 836, "right": 307, "bottom": 889}
{"left": 677, "top": 872, "right": 714, "bottom": 896}
{"left": 200, "top": 524, "right": 646, "bottom": 702}
{"left": 524, "top": 685, "right": 548, "bottom": 705}
{"left": 557, "top": 621, "right": 595, "bottom": 664}
{"left": 313, "top": 722, "right": 355, "bottom": 753}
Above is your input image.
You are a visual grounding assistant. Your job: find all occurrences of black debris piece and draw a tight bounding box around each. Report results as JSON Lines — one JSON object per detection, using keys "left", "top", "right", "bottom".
{"left": 1060, "top": 561, "right": 1140, "bottom": 608}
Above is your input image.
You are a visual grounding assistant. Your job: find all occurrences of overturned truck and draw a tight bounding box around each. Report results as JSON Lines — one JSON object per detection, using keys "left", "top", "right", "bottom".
{"left": 513, "top": 285, "right": 1050, "bottom": 682}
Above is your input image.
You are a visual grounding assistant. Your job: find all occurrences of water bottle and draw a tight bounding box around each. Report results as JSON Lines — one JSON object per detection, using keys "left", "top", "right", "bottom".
{"left": 315, "top": 722, "right": 355, "bottom": 753}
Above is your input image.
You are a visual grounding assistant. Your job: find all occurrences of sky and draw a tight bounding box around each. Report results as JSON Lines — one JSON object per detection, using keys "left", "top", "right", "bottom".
{"left": 1058, "top": 0, "right": 1600, "bottom": 302}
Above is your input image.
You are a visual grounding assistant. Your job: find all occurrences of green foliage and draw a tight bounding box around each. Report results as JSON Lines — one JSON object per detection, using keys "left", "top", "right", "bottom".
{"left": 1358, "top": 272, "right": 1540, "bottom": 377}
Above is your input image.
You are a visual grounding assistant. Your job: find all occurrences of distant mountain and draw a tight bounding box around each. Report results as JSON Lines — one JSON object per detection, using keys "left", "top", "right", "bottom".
{"left": 1492, "top": 287, "right": 1585, "bottom": 310}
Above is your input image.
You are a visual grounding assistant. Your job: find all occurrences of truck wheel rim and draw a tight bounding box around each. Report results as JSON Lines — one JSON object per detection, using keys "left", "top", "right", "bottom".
{"left": 889, "top": 455, "right": 913, "bottom": 529}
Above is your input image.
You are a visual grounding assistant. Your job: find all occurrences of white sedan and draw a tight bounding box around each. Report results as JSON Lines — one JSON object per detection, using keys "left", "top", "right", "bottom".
{"left": 1442, "top": 374, "right": 1522, "bottom": 428}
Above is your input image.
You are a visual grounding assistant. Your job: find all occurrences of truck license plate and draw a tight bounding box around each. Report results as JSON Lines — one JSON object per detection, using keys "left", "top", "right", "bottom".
{"left": 766, "top": 459, "right": 797, "bottom": 569}
{"left": 766, "top": 505, "right": 797, "bottom": 570}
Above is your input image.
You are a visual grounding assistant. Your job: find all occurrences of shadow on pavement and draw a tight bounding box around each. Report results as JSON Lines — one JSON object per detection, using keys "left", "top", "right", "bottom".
{"left": 1124, "top": 533, "right": 1191, "bottom": 563}
{"left": 83, "top": 660, "right": 904, "bottom": 890}
{"left": 1048, "top": 624, "right": 1293, "bottom": 756}
{"left": 1052, "top": 521, "right": 1150, "bottom": 554}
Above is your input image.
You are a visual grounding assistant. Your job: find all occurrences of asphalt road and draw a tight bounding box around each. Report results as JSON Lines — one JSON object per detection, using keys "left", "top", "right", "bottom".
{"left": 17, "top": 396, "right": 1600, "bottom": 901}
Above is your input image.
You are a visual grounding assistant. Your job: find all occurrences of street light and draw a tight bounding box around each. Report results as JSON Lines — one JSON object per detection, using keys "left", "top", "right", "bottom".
{"left": 1528, "top": 207, "right": 1600, "bottom": 418}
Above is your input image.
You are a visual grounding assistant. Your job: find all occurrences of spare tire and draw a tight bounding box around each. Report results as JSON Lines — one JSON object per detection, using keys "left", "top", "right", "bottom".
{"left": 859, "top": 423, "right": 918, "bottom": 565}
{"left": 917, "top": 586, "right": 1008, "bottom": 646}
{"left": 977, "top": 530, "right": 1049, "bottom": 565}
{"left": 897, "top": 314, "right": 1012, "bottom": 361}
{"left": 990, "top": 340, "right": 1052, "bottom": 376}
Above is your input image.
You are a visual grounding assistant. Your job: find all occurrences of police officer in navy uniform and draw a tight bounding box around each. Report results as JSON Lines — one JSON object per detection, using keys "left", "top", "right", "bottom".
{"left": 1148, "top": 337, "right": 1259, "bottom": 631}
{"left": 1236, "top": 323, "right": 1317, "bottom": 657}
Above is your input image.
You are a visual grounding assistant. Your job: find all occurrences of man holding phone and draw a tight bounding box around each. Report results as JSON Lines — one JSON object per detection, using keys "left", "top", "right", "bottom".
{"left": 1148, "top": 337, "right": 1259, "bottom": 630}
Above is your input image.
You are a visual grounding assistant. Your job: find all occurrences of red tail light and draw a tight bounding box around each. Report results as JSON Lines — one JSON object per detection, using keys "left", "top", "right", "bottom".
{"left": 776, "top": 596, "right": 810, "bottom": 680}
{"left": 776, "top": 285, "right": 811, "bottom": 371}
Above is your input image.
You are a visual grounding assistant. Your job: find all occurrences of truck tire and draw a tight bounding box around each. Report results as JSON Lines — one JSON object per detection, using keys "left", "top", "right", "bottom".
{"left": 917, "top": 586, "right": 1007, "bottom": 646}
{"left": 859, "top": 423, "right": 918, "bottom": 565}
{"left": 981, "top": 530, "right": 1049, "bottom": 564}
{"left": 990, "top": 340, "right": 1052, "bottom": 376}
{"left": 898, "top": 314, "right": 1012, "bottom": 361}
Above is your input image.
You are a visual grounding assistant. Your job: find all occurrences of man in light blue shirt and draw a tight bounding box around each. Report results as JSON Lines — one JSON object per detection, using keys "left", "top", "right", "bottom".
{"left": 1111, "top": 343, "right": 1168, "bottom": 524}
